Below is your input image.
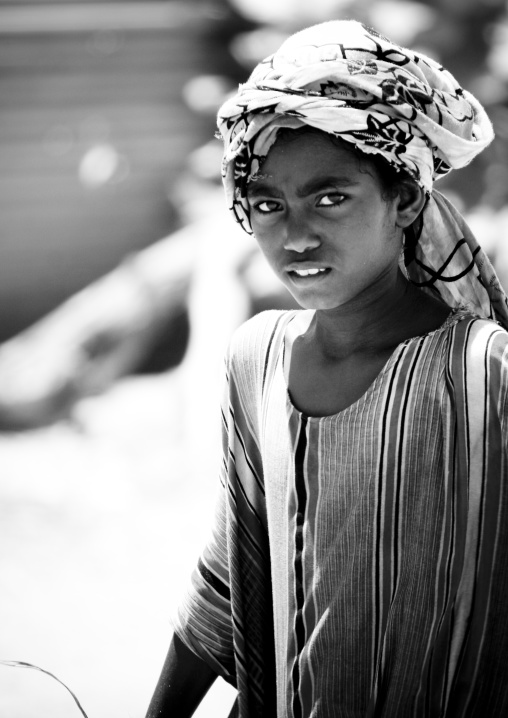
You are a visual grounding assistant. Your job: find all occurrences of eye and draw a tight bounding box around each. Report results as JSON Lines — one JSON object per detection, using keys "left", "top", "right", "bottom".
{"left": 316, "top": 193, "right": 345, "bottom": 207}
{"left": 252, "top": 199, "right": 282, "bottom": 215}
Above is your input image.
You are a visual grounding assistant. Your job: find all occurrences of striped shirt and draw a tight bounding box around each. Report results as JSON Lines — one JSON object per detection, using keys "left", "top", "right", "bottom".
{"left": 174, "top": 308, "right": 508, "bottom": 717}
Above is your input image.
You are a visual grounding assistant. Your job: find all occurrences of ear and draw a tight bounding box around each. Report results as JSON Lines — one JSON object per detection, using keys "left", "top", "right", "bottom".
{"left": 395, "top": 180, "right": 427, "bottom": 229}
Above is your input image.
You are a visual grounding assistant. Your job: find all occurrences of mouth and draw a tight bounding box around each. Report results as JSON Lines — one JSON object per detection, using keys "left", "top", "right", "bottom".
{"left": 288, "top": 266, "right": 331, "bottom": 280}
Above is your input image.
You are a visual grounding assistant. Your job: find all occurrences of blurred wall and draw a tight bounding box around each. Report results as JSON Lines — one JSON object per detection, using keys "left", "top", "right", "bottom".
{"left": 0, "top": 0, "right": 237, "bottom": 343}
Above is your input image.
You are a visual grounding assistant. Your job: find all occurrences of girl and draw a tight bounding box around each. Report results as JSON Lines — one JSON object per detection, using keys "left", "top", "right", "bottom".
{"left": 146, "top": 20, "right": 508, "bottom": 717}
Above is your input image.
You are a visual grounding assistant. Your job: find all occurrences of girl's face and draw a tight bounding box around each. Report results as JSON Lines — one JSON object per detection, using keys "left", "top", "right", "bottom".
{"left": 246, "top": 131, "right": 409, "bottom": 311}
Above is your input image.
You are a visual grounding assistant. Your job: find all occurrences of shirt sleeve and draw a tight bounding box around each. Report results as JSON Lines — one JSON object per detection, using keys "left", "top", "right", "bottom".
{"left": 171, "top": 353, "right": 236, "bottom": 684}
{"left": 171, "top": 311, "right": 284, "bottom": 689}
{"left": 172, "top": 488, "right": 235, "bottom": 682}
{"left": 445, "top": 321, "right": 508, "bottom": 715}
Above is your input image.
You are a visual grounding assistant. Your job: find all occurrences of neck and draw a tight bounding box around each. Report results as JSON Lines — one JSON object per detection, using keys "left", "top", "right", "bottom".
{"left": 309, "top": 269, "right": 421, "bottom": 359}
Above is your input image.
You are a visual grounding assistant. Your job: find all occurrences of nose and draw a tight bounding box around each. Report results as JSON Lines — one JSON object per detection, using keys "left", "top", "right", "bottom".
{"left": 283, "top": 212, "right": 322, "bottom": 253}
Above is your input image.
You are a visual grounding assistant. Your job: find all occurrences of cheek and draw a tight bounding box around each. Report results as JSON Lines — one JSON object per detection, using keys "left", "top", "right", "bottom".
{"left": 254, "top": 233, "right": 278, "bottom": 264}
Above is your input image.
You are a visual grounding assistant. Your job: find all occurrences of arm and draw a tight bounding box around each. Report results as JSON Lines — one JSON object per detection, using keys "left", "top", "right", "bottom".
{"left": 145, "top": 633, "right": 219, "bottom": 718}
{"left": 146, "top": 349, "right": 240, "bottom": 717}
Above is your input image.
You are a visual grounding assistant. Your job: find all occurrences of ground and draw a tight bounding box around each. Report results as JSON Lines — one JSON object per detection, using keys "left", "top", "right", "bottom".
{"left": 0, "top": 369, "right": 236, "bottom": 718}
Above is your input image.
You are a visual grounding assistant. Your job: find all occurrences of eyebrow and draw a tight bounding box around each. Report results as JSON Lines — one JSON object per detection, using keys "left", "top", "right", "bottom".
{"left": 246, "top": 175, "right": 360, "bottom": 199}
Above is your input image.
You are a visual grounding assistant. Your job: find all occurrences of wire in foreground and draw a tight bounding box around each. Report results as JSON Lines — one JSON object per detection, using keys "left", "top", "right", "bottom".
{"left": 0, "top": 659, "right": 89, "bottom": 718}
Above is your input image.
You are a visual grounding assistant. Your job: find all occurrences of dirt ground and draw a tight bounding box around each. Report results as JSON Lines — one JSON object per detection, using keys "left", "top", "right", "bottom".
{"left": 0, "top": 368, "right": 236, "bottom": 718}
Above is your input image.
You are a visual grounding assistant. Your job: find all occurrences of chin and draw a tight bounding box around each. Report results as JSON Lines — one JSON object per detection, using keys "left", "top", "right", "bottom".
{"left": 291, "top": 294, "right": 344, "bottom": 311}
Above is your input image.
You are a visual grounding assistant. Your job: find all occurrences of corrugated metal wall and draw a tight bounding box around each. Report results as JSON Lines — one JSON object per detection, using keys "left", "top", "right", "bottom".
{"left": 0, "top": 1, "right": 233, "bottom": 342}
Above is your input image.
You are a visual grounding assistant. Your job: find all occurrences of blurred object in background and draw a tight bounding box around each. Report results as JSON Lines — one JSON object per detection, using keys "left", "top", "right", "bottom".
{"left": 0, "top": 0, "right": 244, "bottom": 344}
{"left": 0, "top": 227, "right": 197, "bottom": 430}
{"left": 229, "top": 0, "right": 357, "bottom": 30}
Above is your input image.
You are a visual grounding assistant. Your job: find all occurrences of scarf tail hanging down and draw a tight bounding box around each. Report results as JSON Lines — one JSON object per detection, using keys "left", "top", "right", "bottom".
{"left": 217, "top": 20, "right": 508, "bottom": 330}
{"left": 407, "top": 190, "right": 508, "bottom": 327}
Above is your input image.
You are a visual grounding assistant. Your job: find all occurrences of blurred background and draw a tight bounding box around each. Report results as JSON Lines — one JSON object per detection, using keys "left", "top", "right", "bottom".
{"left": 1, "top": 0, "right": 508, "bottom": 716}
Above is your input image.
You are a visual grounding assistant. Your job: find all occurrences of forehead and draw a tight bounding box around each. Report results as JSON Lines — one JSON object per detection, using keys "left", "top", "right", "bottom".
{"left": 267, "top": 130, "right": 354, "bottom": 166}
{"left": 247, "top": 130, "right": 380, "bottom": 191}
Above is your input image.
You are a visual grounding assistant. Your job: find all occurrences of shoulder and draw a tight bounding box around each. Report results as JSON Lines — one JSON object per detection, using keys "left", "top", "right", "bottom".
{"left": 445, "top": 314, "right": 508, "bottom": 404}
{"left": 443, "top": 315, "right": 508, "bottom": 456}
{"left": 447, "top": 313, "right": 508, "bottom": 363}
{"left": 227, "top": 309, "right": 297, "bottom": 367}
{"left": 222, "top": 310, "right": 297, "bottom": 421}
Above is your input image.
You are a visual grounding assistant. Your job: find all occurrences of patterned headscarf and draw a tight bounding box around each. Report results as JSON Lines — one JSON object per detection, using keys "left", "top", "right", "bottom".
{"left": 217, "top": 20, "right": 508, "bottom": 328}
